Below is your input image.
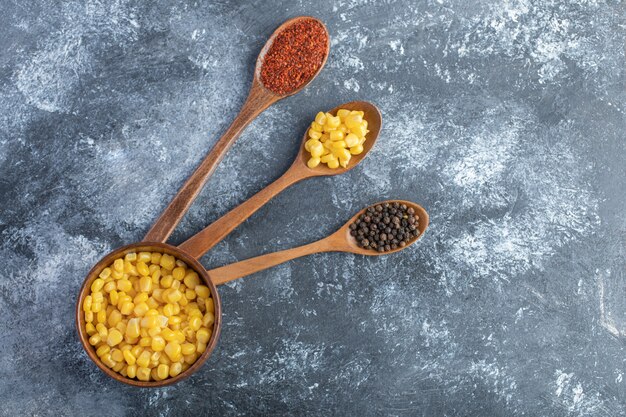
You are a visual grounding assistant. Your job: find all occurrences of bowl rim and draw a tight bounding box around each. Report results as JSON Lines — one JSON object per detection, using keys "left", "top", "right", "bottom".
{"left": 75, "top": 241, "right": 222, "bottom": 387}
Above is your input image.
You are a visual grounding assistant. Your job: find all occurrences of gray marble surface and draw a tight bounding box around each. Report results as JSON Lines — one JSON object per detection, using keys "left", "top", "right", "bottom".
{"left": 1, "top": 0, "right": 625, "bottom": 415}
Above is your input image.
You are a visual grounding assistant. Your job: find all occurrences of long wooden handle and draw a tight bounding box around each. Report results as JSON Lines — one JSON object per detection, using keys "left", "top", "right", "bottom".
{"left": 206, "top": 237, "right": 336, "bottom": 285}
{"left": 178, "top": 167, "right": 305, "bottom": 259}
{"left": 144, "top": 83, "right": 278, "bottom": 243}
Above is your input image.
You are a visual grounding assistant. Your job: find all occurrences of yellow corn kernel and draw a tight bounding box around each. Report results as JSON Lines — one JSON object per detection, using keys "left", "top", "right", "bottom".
{"left": 136, "top": 261, "right": 150, "bottom": 277}
{"left": 162, "top": 303, "right": 176, "bottom": 317}
{"left": 165, "top": 289, "right": 182, "bottom": 304}
{"left": 117, "top": 279, "right": 132, "bottom": 293}
{"left": 160, "top": 254, "right": 175, "bottom": 270}
{"left": 122, "top": 349, "right": 136, "bottom": 366}
{"left": 196, "top": 328, "right": 211, "bottom": 344}
{"left": 345, "top": 114, "right": 362, "bottom": 130}
{"left": 85, "top": 322, "right": 96, "bottom": 336}
{"left": 310, "top": 121, "right": 323, "bottom": 132}
{"left": 136, "top": 350, "right": 151, "bottom": 368}
{"left": 202, "top": 312, "right": 215, "bottom": 327}
{"left": 189, "top": 316, "right": 202, "bottom": 332}
{"left": 146, "top": 297, "right": 159, "bottom": 309}
{"left": 314, "top": 111, "right": 327, "bottom": 125}
{"left": 124, "top": 252, "right": 137, "bottom": 262}
{"left": 160, "top": 275, "right": 173, "bottom": 289}
{"left": 168, "top": 316, "right": 182, "bottom": 327}
{"left": 152, "top": 288, "right": 163, "bottom": 303}
{"left": 113, "top": 258, "right": 124, "bottom": 272}
{"left": 181, "top": 343, "right": 196, "bottom": 356}
{"left": 327, "top": 157, "right": 339, "bottom": 169}
{"left": 131, "top": 302, "right": 147, "bottom": 317}
{"left": 325, "top": 114, "right": 340, "bottom": 128}
{"left": 329, "top": 130, "right": 344, "bottom": 141}
{"left": 112, "top": 361, "right": 124, "bottom": 372}
{"left": 111, "top": 270, "right": 124, "bottom": 280}
{"left": 332, "top": 147, "right": 351, "bottom": 160}
{"left": 101, "top": 353, "right": 116, "bottom": 368}
{"left": 308, "top": 129, "right": 322, "bottom": 140}
{"left": 178, "top": 296, "right": 188, "bottom": 307}
{"left": 137, "top": 367, "right": 151, "bottom": 381}
{"left": 181, "top": 362, "right": 190, "bottom": 372}
{"left": 320, "top": 153, "right": 335, "bottom": 163}
{"left": 171, "top": 280, "right": 181, "bottom": 290}
{"left": 137, "top": 251, "right": 151, "bottom": 263}
{"left": 107, "top": 329, "right": 123, "bottom": 346}
{"left": 349, "top": 144, "right": 364, "bottom": 155}
{"left": 344, "top": 133, "right": 359, "bottom": 147}
{"left": 85, "top": 311, "right": 94, "bottom": 323}
{"left": 139, "top": 337, "right": 151, "bottom": 347}
{"left": 161, "top": 328, "right": 176, "bottom": 342}
{"left": 340, "top": 155, "right": 351, "bottom": 168}
{"left": 310, "top": 142, "right": 324, "bottom": 158}
{"left": 184, "top": 352, "right": 199, "bottom": 365}
{"left": 183, "top": 327, "right": 195, "bottom": 342}
{"left": 124, "top": 260, "right": 138, "bottom": 276}
{"left": 96, "top": 344, "right": 110, "bottom": 357}
{"left": 110, "top": 348, "right": 124, "bottom": 363}
{"left": 331, "top": 140, "right": 347, "bottom": 149}
{"left": 164, "top": 342, "right": 182, "bottom": 362}
{"left": 96, "top": 310, "right": 107, "bottom": 324}
{"left": 154, "top": 363, "right": 169, "bottom": 380}
{"left": 120, "top": 301, "right": 134, "bottom": 315}
{"left": 184, "top": 289, "right": 196, "bottom": 300}
{"left": 195, "top": 286, "right": 210, "bottom": 299}
{"left": 205, "top": 298, "right": 215, "bottom": 314}
{"left": 173, "top": 331, "right": 186, "bottom": 344}
{"left": 196, "top": 341, "right": 207, "bottom": 354}
{"left": 125, "top": 318, "right": 140, "bottom": 339}
{"left": 183, "top": 272, "right": 200, "bottom": 289}
{"left": 149, "top": 351, "right": 161, "bottom": 367}
{"left": 148, "top": 327, "right": 161, "bottom": 339}
{"left": 126, "top": 364, "right": 137, "bottom": 379}
{"left": 108, "top": 310, "right": 122, "bottom": 327}
{"left": 129, "top": 346, "right": 142, "bottom": 359}
{"left": 103, "top": 281, "right": 116, "bottom": 293}
{"left": 88, "top": 334, "right": 101, "bottom": 346}
{"left": 91, "top": 278, "right": 104, "bottom": 292}
{"left": 172, "top": 266, "right": 185, "bottom": 281}
{"left": 337, "top": 109, "right": 351, "bottom": 120}
{"left": 151, "top": 252, "right": 162, "bottom": 265}
{"left": 83, "top": 295, "right": 92, "bottom": 312}
{"left": 134, "top": 292, "right": 149, "bottom": 304}
{"left": 141, "top": 315, "right": 159, "bottom": 329}
{"left": 320, "top": 133, "right": 330, "bottom": 143}
{"left": 151, "top": 336, "right": 166, "bottom": 352}
{"left": 99, "top": 267, "right": 112, "bottom": 279}
{"left": 169, "top": 362, "right": 183, "bottom": 378}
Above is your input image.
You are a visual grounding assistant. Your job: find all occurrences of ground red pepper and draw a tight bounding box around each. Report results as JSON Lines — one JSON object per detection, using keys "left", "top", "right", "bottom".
{"left": 260, "top": 18, "right": 328, "bottom": 95}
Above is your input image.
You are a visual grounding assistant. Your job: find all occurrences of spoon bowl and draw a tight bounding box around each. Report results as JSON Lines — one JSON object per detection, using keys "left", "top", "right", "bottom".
{"left": 333, "top": 200, "right": 429, "bottom": 255}
{"left": 255, "top": 16, "right": 330, "bottom": 97}
{"left": 295, "top": 101, "right": 382, "bottom": 177}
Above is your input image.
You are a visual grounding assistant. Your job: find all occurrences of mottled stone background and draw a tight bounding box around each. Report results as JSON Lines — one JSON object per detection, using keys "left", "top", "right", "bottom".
{"left": 1, "top": 0, "right": 625, "bottom": 415}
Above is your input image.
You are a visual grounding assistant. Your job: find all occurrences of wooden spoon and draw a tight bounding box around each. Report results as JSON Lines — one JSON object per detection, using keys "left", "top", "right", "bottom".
{"left": 178, "top": 101, "right": 382, "bottom": 259}
{"left": 203, "top": 200, "right": 429, "bottom": 285}
{"left": 144, "top": 16, "right": 329, "bottom": 243}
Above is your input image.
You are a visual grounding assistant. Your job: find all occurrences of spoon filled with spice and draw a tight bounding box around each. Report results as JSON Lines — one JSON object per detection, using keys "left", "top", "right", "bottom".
{"left": 201, "top": 200, "right": 429, "bottom": 285}
{"left": 178, "top": 101, "right": 382, "bottom": 259}
{"left": 144, "top": 16, "right": 329, "bottom": 242}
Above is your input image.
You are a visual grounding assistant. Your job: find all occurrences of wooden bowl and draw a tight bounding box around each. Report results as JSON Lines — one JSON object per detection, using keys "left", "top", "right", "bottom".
{"left": 75, "top": 243, "right": 222, "bottom": 387}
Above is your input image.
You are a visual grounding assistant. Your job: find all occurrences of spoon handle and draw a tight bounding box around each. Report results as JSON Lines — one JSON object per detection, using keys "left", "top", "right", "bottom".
{"left": 206, "top": 236, "right": 338, "bottom": 285}
{"left": 144, "top": 81, "right": 278, "bottom": 243}
{"left": 178, "top": 167, "right": 305, "bottom": 259}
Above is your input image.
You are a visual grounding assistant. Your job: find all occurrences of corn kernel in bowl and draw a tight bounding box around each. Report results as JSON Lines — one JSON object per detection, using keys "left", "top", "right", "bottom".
{"left": 82, "top": 252, "right": 215, "bottom": 382}
{"left": 305, "top": 109, "right": 368, "bottom": 169}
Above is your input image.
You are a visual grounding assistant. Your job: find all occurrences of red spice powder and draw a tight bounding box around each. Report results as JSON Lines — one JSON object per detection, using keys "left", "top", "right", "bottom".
{"left": 260, "top": 18, "right": 328, "bottom": 95}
